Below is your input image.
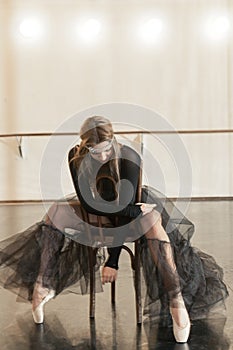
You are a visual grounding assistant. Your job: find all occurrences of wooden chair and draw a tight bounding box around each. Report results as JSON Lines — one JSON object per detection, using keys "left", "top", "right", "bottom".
{"left": 81, "top": 167, "right": 143, "bottom": 324}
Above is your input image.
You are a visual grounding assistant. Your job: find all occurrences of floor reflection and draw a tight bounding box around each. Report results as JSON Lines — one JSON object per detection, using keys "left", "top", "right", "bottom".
{"left": 188, "top": 318, "right": 230, "bottom": 350}
{"left": 1, "top": 311, "right": 231, "bottom": 350}
{"left": 8, "top": 316, "right": 104, "bottom": 350}
{"left": 143, "top": 317, "right": 230, "bottom": 350}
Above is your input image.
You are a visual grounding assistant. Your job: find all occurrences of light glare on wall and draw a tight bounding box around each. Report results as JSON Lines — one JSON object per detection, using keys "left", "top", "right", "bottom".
{"left": 19, "top": 19, "right": 43, "bottom": 39}
{"left": 78, "top": 19, "right": 102, "bottom": 42}
{"left": 139, "top": 18, "right": 163, "bottom": 44}
{"left": 205, "top": 15, "right": 230, "bottom": 40}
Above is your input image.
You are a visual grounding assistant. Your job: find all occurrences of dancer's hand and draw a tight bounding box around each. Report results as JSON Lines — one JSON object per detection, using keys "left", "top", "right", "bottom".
{"left": 101, "top": 266, "right": 118, "bottom": 284}
{"left": 136, "top": 203, "right": 157, "bottom": 216}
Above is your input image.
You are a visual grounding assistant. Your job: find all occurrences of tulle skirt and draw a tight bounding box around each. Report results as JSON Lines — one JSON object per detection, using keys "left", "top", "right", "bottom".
{"left": 0, "top": 186, "right": 228, "bottom": 323}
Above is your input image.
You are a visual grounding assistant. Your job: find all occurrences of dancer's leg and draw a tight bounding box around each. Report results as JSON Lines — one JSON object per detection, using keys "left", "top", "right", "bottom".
{"left": 140, "top": 210, "right": 190, "bottom": 341}
{"left": 32, "top": 200, "right": 112, "bottom": 323}
{"left": 32, "top": 276, "right": 50, "bottom": 310}
{"left": 31, "top": 202, "right": 72, "bottom": 323}
{"left": 31, "top": 225, "right": 58, "bottom": 323}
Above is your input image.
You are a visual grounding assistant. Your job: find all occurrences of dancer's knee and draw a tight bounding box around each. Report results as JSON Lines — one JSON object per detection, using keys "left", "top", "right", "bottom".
{"left": 144, "top": 213, "right": 170, "bottom": 242}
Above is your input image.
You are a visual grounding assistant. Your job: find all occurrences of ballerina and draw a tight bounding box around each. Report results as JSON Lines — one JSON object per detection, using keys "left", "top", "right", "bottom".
{"left": 0, "top": 116, "right": 228, "bottom": 344}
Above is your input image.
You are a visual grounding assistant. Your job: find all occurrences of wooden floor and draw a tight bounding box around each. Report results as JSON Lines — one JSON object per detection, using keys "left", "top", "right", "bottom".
{"left": 0, "top": 200, "right": 232, "bottom": 350}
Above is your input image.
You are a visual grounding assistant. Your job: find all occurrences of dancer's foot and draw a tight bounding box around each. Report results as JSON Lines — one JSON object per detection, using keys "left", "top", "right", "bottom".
{"left": 170, "top": 297, "right": 191, "bottom": 343}
{"left": 32, "top": 282, "right": 55, "bottom": 324}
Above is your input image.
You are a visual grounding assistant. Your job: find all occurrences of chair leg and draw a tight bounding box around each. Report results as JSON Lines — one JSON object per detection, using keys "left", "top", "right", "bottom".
{"left": 89, "top": 247, "right": 96, "bottom": 319}
{"left": 134, "top": 240, "right": 142, "bottom": 324}
{"left": 111, "top": 281, "right": 116, "bottom": 304}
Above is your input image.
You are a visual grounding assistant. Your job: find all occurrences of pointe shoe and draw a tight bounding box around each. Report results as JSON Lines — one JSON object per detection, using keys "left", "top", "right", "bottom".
{"left": 32, "top": 290, "right": 55, "bottom": 324}
{"left": 170, "top": 307, "right": 191, "bottom": 343}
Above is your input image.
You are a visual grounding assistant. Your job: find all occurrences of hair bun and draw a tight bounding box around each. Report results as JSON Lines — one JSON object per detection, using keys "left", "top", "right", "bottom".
{"left": 80, "top": 116, "right": 112, "bottom": 140}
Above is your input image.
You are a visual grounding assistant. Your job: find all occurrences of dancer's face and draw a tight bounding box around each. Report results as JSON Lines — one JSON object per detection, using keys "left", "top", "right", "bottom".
{"left": 87, "top": 139, "right": 113, "bottom": 163}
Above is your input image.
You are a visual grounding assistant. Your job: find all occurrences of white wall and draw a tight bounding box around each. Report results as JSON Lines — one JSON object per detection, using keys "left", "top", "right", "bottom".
{"left": 0, "top": 0, "right": 232, "bottom": 200}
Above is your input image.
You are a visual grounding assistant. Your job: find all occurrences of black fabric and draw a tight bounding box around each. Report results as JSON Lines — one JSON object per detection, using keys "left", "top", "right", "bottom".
{"left": 68, "top": 145, "right": 142, "bottom": 268}
{"left": 139, "top": 186, "right": 229, "bottom": 324}
{"left": 104, "top": 247, "right": 122, "bottom": 270}
{"left": 0, "top": 221, "right": 103, "bottom": 301}
{"left": 69, "top": 145, "right": 142, "bottom": 218}
{"left": 0, "top": 186, "right": 228, "bottom": 324}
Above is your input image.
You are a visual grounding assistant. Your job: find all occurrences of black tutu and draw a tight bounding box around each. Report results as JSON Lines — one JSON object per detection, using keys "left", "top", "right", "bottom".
{"left": 140, "top": 186, "right": 228, "bottom": 324}
{"left": 0, "top": 186, "right": 228, "bottom": 323}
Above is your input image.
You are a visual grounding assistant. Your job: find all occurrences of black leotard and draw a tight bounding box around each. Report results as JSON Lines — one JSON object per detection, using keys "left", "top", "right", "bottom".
{"left": 68, "top": 145, "right": 142, "bottom": 269}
